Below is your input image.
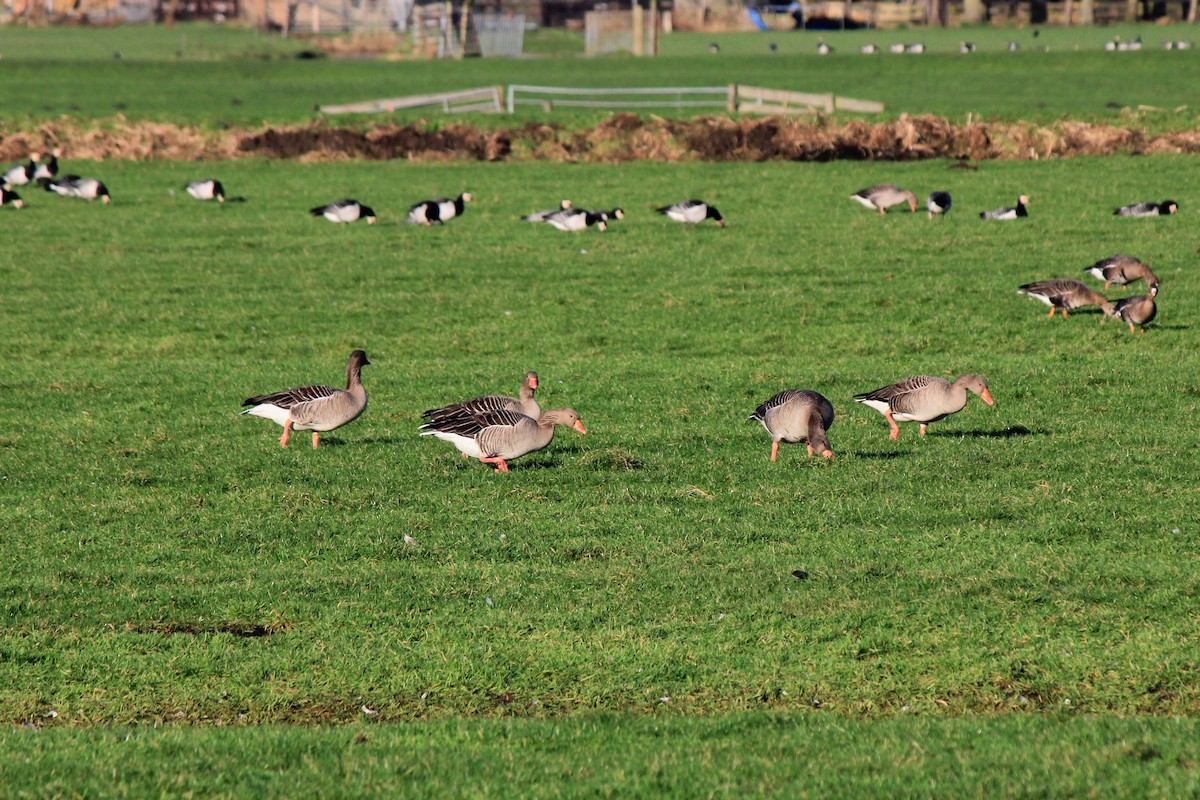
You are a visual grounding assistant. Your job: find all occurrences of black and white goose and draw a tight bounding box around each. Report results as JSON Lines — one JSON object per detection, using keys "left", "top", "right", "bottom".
{"left": 407, "top": 192, "right": 472, "bottom": 225}
{"left": 45, "top": 175, "right": 111, "bottom": 203}
{"left": 816, "top": 38, "right": 833, "bottom": 55}
{"left": 3, "top": 155, "right": 38, "bottom": 187}
{"left": 598, "top": 207, "right": 625, "bottom": 224}
{"left": 1, "top": 187, "right": 23, "bottom": 208}
{"left": 860, "top": 44, "right": 879, "bottom": 54}
{"left": 186, "top": 179, "right": 226, "bottom": 202}
{"left": 32, "top": 149, "right": 60, "bottom": 182}
{"left": 523, "top": 199, "right": 571, "bottom": 222}
{"left": 544, "top": 208, "right": 608, "bottom": 232}
{"left": 980, "top": 195, "right": 1029, "bottom": 220}
{"left": 927, "top": 191, "right": 951, "bottom": 220}
{"left": 657, "top": 199, "right": 725, "bottom": 227}
{"left": 1114, "top": 199, "right": 1178, "bottom": 217}
{"left": 310, "top": 198, "right": 376, "bottom": 224}
{"left": 959, "top": 41, "right": 976, "bottom": 53}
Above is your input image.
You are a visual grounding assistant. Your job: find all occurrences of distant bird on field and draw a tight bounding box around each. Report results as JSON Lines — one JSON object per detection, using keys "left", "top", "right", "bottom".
{"left": 1085, "top": 254, "right": 1158, "bottom": 291}
{"left": 1114, "top": 199, "right": 1177, "bottom": 217}
{"left": 44, "top": 175, "right": 110, "bottom": 203}
{"left": 850, "top": 184, "right": 917, "bottom": 214}
{"left": 860, "top": 43, "right": 879, "bottom": 54}
{"left": 32, "top": 149, "right": 60, "bottom": 182}
{"left": 657, "top": 199, "right": 725, "bottom": 227}
{"left": 905, "top": 43, "right": 925, "bottom": 54}
{"left": 748, "top": 389, "right": 835, "bottom": 461}
{"left": 407, "top": 192, "right": 472, "bottom": 225}
{"left": 959, "top": 41, "right": 976, "bottom": 53}
{"left": 888, "top": 43, "right": 905, "bottom": 54}
{"left": 544, "top": 207, "right": 608, "bottom": 232}
{"left": 522, "top": 199, "right": 571, "bottom": 222}
{"left": 599, "top": 207, "right": 625, "bottom": 222}
{"left": 1, "top": 186, "right": 23, "bottom": 208}
{"left": 817, "top": 38, "right": 833, "bottom": 55}
{"left": 709, "top": 42, "right": 720, "bottom": 54}
{"left": 1007, "top": 41, "right": 1020, "bottom": 51}
{"left": 855, "top": 375, "right": 994, "bottom": 440}
{"left": 3, "top": 154, "right": 38, "bottom": 187}
{"left": 1018, "top": 279, "right": 1112, "bottom": 319}
{"left": 241, "top": 350, "right": 370, "bottom": 449}
{"left": 420, "top": 407, "right": 587, "bottom": 473}
{"left": 1107, "top": 286, "right": 1158, "bottom": 333}
{"left": 927, "top": 191, "right": 952, "bottom": 220}
{"left": 422, "top": 371, "right": 541, "bottom": 427}
{"left": 979, "top": 195, "right": 1029, "bottom": 220}
{"left": 1175, "top": 40, "right": 1193, "bottom": 50}
{"left": 769, "top": 42, "right": 778, "bottom": 53}
{"left": 310, "top": 198, "right": 376, "bottom": 224}
{"left": 186, "top": 179, "right": 226, "bottom": 202}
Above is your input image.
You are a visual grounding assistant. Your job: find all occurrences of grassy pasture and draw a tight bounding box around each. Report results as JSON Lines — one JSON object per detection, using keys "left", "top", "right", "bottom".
{"left": 1, "top": 152, "right": 1198, "bottom": 793}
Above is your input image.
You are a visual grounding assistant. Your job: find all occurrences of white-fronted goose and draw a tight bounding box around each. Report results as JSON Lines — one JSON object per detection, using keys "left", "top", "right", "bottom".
{"left": 422, "top": 371, "right": 541, "bottom": 427}
{"left": 1, "top": 187, "right": 22, "bottom": 208}
{"left": 523, "top": 199, "right": 571, "bottom": 222}
{"left": 927, "top": 191, "right": 951, "bottom": 220}
{"left": 186, "top": 179, "right": 226, "bottom": 202}
{"left": 1107, "top": 286, "right": 1158, "bottom": 333}
{"left": 1114, "top": 200, "right": 1178, "bottom": 217}
{"left": 1018, "top": 279, "right": 1113, "bottom": 318}
{"left": 420, "top": 407, "right": 587, "bottom": 473}
{"left": 980, "top": 195, "right": 1029, "bottom": 220}
{"left": 657, "top": 199, "right": 725, "bottom": 226}
{"left": 748, "top": 390, "right": 835, "bottom": 461}
{"left": 310, "top": 198, "right": 376, "bottom": 224}
{"left": 850, "top": 184, "right": 917, "bottom": 214}
{"left": 3, "top": 154, "right": 38, "bottom": 187}
{"left": 855, "top": 375, "right": 994, "bottom": 440}
{"left": 407, "top": 192, "right": 472, "bottom": 225}
{"left": 545, "top": 208, "right": 608, "bottom": 232}
{"left": 32, "top": 149, "right": 60, "bottom": 182}
{"left": 241, "top": 350, "right": 370, "bottom": 448}
{"left": 45, "top": 175, "right": 110, "bottom": 203}
{"left": 1085, "top": 254, "right": 1159, "bottom": 291}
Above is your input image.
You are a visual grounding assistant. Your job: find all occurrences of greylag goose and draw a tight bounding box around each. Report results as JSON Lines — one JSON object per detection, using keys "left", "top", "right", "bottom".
{"left": 748, "top": 390, "right": 835, "bottom": 461}
{"left": 927, "top": 191, "right": 951, "bottom": 220}
{"left": 1018, "top": 279, "right": 1113, "bottom": 319}
{"left": 186, "top": 179, "right": 225, "bottom": 202}
{"left": 1106, "top": 286, "right": 1158, "bottom": 333}
{"left": 241, "top": 350, "right": 370, "bottom": 448}
{"left": 855, "top": 375, "right": 994, "bottom": 440}
{"left": 1114, "top": 200, "right": 1178, "bottom": 217}
{"left": 420, "top": 407, "right": 587, "bottom": 473}
{"left": 523, "top": 199, "right": 571, "bottom": 222}
{"left": 850, "top": 184, "right": 917, "bottom": 214}
{"left": 407, "top": 192, "right": 472, "bottom": 225}
{"left": 1085, "top": 255, "right": 1159, "bottom": 291}
{"left": 422, "top": 371, "right": 541, "bottom": 426}
{"left": 310, "top": 199, "right": 376, "bottom": 224}
{"left": 544, "top": 208, "right": 608, "bottom": 232}
{"left": 1, "top": 187, "right": 22, "bottom": 208}
{"left": 657, "top": 199, "right": 725, "bottom": 226}
{"left": 44, "top": 175, "right": 110, "bottom": 203}
{"left": 980, "top": 195, "right": 1029, "bottom": 220}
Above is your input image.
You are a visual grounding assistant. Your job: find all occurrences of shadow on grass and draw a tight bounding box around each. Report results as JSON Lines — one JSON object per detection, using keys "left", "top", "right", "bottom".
{"left": 847, "top": 450, "right": 908, "bottom": 460}
{"left": 930, "top": 425, "right": 1042, "bottom": 439}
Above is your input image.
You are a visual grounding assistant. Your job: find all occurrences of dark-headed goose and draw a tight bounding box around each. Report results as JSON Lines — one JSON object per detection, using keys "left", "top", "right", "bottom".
{"left": 3, "top": 155, "right": 38, "bottom": 187}
{"left": 748, "top": 390, "right": 835, "bottom": 461}
{"left": 1107, "top": 286, "right": 1158, "bottom": 333}
{"left": 850, "top": 184, "right": 917, "bottom": 214}
{"left": 422, "top": 371, "right": 541, "bottom": 427}
{"left": 310, "top": 199, "right": 376, "bottom": 224}
{"left": 1085, "top": 255, "right": 1158, "bottom": 291}
{"left": 407, "top": 192, "right": 472, "bottom": 225}
{"left": 241, "top": 350, "right": 370, "bottom": 448}
{"left": 1, "top": 187, "right": 22, "bottom": 208}
{"left": 1114, "top": 200, "right": 1178, "bottom": 217}
{"left": 657, "top": 199, "right": 725, "bottom": 226}
{"left": 32, "top": 149, "right": 60, "bottom": 182}
{"left": 545, "top": 208, "right": 608, "bottom": 232}
{"left": 420, "top": 407, "right": 586, "bottom": 473}
{"left": 1018, "top": 279, "right": 1113, "bottom": 318}
{"left": 186, "top": 179, "right": 226, "bottom": 202}
{"left": 980, "top": 195, "right": 1029, "bottom": 220}
{"left": 927, "top": 191, "right": 951, "bottom": 220}
{"left": 855, "top": 375, "right": 994, "bottom": 440}
{"left": 523, "top": 199, "right": 571, "bottom": 222}
{"left": 44, "top": 175, "right": 110, "bottom": 203}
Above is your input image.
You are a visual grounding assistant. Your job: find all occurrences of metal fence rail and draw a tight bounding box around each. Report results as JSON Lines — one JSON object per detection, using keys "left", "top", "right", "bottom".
{"left": 507, "top": 85, "right": 732, "bottom": 114}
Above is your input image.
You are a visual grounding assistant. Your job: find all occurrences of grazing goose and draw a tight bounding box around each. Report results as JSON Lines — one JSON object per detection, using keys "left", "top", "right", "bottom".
{"left": 1114, "top": 199, "right": 1178, "bottom": 217}
{"left": 3, "top": 155, "right": 38, "bottom": 187}
{"left": 241, "top": 350, "right": 370, "bottom": 449}
{"left": 1085, "top": 254, "right": 1159, "bottom": 291}
{"left": 44, "top": 175, "right": 110, "bottom": 203}
{"left": 1007, "top": 41, "right": 1020, "bottom": 51}
{"left": 860, "top": 43, "right": 879, "bottom": 54}
{"left": 407, "top": 192, "right": 472, "bottom": 225}
{"left": 748, "top": 390, "right": 835, "bottom": 461}
{"left": 905, "top": 43, "right": 925, "bottom": 54}
{"left": 523, "top": 199, "right": 571, "bottom": 222}
{"left": 420, "top": 407, "right": 587, "bottom": 473}
{"left": 1, "top": 187, "right": 22, "bottom": 208}
{"left": 544, "top": 208, "right": 608, "bottom": 232}
{"left": 927, "top": 191, "right": 952, "bottom": 220}
{"left": 855, "top": 375, "right": 994, "bottom": 440}
{"left": 959, "top": 41, "right": 976, "bottom": 53}
{"left": 850, "top": 184, "right": 917, "bottom": 214}
{"left": 1107, "top": 286, "right": 1158, "bottom": 333}
{"left": 979, "top": 195, "right": 1029, "bottom": 220}
{"left": 310, "top": 198, "right": 376, "bottom": 224}
{"left": 888, "top": 43, "right": 905, "bottom": 54}
{"left": 817, "top": 38, "right": 833, "bottom": 55}
{"left": 186, "top": 179, "right": 225, "bottom": 202}
{"left": 1018, "top": 279, "right": 1113, "bottom": 318}
{"left": 599, "top": 207, "right": 625, "bottom": 222}
{"left": 422, "top": 371, "right": 541, "bottom": 427}
{"left": 657, "top": 199, "right": 725, "bottom": 226}
{"left": 32, "top": 149, "right": 60, "bottom": 182}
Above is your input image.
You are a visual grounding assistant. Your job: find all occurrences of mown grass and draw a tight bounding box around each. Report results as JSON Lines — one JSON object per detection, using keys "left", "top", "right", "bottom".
{"left": 1, "top": 154, "right": 1198, "bottom": 792}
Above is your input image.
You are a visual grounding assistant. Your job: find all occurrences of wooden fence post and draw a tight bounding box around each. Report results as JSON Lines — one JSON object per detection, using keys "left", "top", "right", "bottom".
{"left": 728, "top": 84, "right": 738, "bottom": 113}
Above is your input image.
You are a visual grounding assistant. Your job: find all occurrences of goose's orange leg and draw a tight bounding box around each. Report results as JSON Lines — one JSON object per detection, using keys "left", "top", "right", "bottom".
{"left": 480, "top": 456, "right": 510, "bottom": 473}
{"left": 280, "top": 420, "right": 293, "bottom": 448}
{"left": 770, "top": 442, "right": 780, "bottom": 462}
{"left": 884, "top": 410, "right": 901, "bottom": 440}
{"left": 312, "top": 432, "right": 320, "bottom": 449}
